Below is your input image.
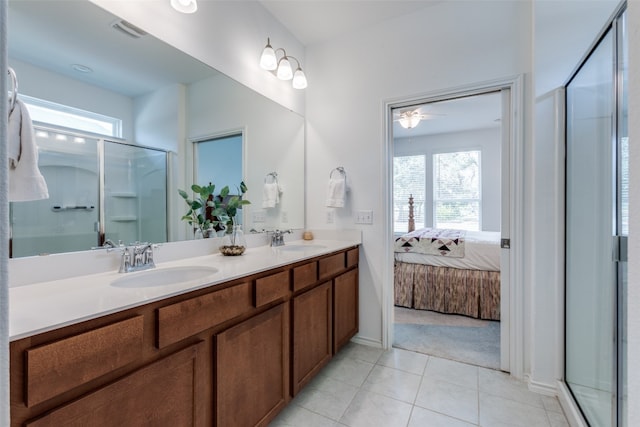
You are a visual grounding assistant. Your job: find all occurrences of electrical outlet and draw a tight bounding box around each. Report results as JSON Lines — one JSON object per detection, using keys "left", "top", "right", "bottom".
{"left": 355, "top": 210, "right": 373, "bottom": 224}
{"left": 326, "top": 210, "right": 334, "bottom": 224}
{"left": 252, "top": 210, "right": 266, "bottom": 223}
{"left": 281, "top": 211, "right": 288, "bottom": 223}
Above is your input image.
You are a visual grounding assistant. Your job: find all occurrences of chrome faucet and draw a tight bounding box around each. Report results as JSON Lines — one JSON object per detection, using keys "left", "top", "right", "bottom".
{"left": 116, "top": 242, "right": 157, "bottom": 273}
{"left": 269, "top": 229, "right": 291, "bottom": 247}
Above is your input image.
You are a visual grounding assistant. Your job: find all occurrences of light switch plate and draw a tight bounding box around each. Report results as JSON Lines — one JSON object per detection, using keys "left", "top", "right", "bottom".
{"left": 326, "top": 210, "right": 334, "bottom": 224}
{"left": 355, "top": 210, "right": 373, "bottom": 224}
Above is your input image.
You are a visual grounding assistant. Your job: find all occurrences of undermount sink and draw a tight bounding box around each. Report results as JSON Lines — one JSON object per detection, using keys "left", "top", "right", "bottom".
{"left": 111, "top": 266, "right": 219, "bottom": 288}
{"left": 276, "top": 244, "right": 327, "bottom": 252}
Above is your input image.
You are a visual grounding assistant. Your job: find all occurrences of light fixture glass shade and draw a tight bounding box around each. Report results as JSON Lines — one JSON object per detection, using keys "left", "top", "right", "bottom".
{"left": 277, "top": 57, "right": 293, "bottom": 80}
{"left": 398, "top": 111, "right": 422, "bottom": 129}
{"left": 260, "top": 41, "right": 277, "bottom": 70}
{"left": 171, "top": 0, "right": 197, "bottom": 13}
{"left": 292, "top": 68, "right": 308, "bottom": 89}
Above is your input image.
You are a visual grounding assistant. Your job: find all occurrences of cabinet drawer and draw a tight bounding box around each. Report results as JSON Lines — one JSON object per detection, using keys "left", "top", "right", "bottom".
{"left": 318, "top": 253, "right": 345, "bottom": 281}
{"left": 157, "top": 282, "right": 252, "bottom": 348}
{"left": 346, "top": 248, "right": 359, "bottom": 268}
{"left": 255, "top": 270, "right": 290, "bottom": 307}
{"left": 26, "top": 342, "right": 205, "bottom": 427}
{"left": 25, "top": 316, "right": 144, "bottom": 407}
{"left": 293, "top": 262, "right": 318, "bottom": 292}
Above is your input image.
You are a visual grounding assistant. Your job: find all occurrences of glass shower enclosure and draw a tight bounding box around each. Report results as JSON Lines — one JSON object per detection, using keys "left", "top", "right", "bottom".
{"left": 10, "top": 126, "right": 168, "bottom": 257}
{"left": 565, "top": 6, "right": 627, "bottom": 427}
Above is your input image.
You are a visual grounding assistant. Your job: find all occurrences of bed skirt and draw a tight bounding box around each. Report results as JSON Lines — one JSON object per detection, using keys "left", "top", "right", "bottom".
{"left": 394, "top": 261, "right": 500, "bottom": 320}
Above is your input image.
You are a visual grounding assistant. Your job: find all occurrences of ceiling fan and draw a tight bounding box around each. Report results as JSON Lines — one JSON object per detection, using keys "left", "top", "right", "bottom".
{"left": 393, "top": 109, "right": 444, "bottom": 129}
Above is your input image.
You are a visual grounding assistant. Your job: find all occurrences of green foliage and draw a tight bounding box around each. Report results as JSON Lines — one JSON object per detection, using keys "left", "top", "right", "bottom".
{"left": 178, "top": 181, "right": 250, "bottom": 237}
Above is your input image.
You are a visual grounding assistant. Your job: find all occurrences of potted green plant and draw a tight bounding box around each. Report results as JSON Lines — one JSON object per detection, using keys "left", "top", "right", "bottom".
{"left": 178, "top": 182, "right": 250, "bottom": 252}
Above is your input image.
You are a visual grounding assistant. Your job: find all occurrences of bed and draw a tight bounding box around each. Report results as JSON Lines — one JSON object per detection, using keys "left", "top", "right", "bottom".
{"left": 394, "top": 206, "right": 501, "bottom": 320}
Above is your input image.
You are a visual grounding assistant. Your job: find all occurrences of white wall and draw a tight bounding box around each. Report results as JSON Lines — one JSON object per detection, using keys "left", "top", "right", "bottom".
{"left": 8, "top": 59, "right": 135, "bottom": 141}
{"left": 394, "top": 127, "right": 502, "bottom": 232}
{"left": 305, "top": 1, "right": 532, "bottom": 350}
{"left": 134, "top": 84, "right": 185, "bottom": 153}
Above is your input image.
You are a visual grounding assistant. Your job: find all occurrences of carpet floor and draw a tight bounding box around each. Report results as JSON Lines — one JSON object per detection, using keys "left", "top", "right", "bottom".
{"left": 393, "top": 307, "right": 500, "bottom": 370}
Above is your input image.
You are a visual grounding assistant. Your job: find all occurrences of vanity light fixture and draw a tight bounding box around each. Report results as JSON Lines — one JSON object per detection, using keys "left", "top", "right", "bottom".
{"left": 171, "top": 0, "right": 198, "bottom": 14}
{"left": 260, "top": 38, "right": 307, "bottom": 89}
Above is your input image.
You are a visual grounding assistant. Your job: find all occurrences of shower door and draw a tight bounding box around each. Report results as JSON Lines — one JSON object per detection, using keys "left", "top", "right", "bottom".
{"left": 565, "top": 8, "right": 627, "bottom": 426}
{"left": 10, "top": 128, "right": 168, "bottom": 257}
{"left": 10, "top": 129, "right": 100, "bottom": 257}
{"left": 103, "top": 141, "right": 168, "bottom": 246}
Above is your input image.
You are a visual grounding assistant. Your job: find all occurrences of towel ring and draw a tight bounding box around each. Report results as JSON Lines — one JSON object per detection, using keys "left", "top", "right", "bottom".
{"left": 329, "top": 166, "right": 346, "bottom": 179}
{"left": 264, "top": 171, "right": 278, "bottom": 184}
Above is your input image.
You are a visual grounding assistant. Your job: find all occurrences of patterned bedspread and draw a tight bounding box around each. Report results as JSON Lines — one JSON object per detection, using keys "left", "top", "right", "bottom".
{"left": 394, "top": 228, "right": 466, "bottom": 258}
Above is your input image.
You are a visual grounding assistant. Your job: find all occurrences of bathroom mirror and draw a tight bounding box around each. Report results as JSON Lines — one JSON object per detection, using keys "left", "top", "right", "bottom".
{"left": 7, "top": 0, "right": 304, "bottom": 257}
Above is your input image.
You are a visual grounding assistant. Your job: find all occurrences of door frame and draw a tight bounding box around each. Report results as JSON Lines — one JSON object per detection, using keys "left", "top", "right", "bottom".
{"left": 381, "top": 75, "right": 525, "bottom": 377}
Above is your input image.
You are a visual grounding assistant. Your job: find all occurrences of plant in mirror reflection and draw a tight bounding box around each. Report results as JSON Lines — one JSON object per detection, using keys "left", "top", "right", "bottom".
{"left": 178, "top": 182, "right": 250, "bottom": 239}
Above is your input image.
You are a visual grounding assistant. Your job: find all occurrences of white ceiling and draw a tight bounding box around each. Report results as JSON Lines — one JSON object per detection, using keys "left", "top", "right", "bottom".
{"left": 392, "top": 92, "right": 502, "bottom": 139}
{"left": 8, "top": 0, "right": 216, "bottom": 97}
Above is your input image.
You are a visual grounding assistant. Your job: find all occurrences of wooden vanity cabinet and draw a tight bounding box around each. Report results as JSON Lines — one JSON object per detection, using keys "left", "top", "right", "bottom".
{"left": 291, "top": 281, "right": 332, "bottom": 395}
{"left": 333, "top": 268, "right": 359, "bottom": 354}
{"left": 10, "top": 245, "right": 359, "bottom": 427}
{"left": 216, "top": 303, "right": 290, "bottom": 427}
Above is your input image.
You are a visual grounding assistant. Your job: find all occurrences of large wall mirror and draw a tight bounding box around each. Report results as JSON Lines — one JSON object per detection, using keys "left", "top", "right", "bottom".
{"left": 8, "top": 0, "right": 305, "bottom": 257}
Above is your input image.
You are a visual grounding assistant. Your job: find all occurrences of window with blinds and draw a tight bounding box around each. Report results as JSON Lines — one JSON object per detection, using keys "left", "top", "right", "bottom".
{"left": 433, "top": 150, "right": 481, "bottom": 231}
{"left": 393, "top": 155, "right": 425, "bottom": 233}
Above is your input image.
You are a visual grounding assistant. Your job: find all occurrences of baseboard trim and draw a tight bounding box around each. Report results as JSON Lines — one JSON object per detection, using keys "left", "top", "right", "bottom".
{"left": 351, "top": 335, "right": 383, "bottom": 348}
{"left": 528, "top": 377, "right": 558, "bottom": 396}
{"left": 557, "top": 380, "right": 588, "bottom": 427}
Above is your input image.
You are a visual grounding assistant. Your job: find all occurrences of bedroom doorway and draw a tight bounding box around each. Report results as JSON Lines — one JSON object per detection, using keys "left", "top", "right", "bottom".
{"left": 384, "top": 78, "right": 523, "bottom": 374}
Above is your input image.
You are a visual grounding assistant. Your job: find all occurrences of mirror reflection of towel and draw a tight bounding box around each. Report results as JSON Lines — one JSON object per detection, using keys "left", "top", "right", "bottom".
{"left": 262, "top": 182, "right": 280, "bottom": 208}
{"left": 326, "top": 176, "right": 345, "bottom": 208}
{"left": 8, "top": 99, "right": 49, "bottom": 202}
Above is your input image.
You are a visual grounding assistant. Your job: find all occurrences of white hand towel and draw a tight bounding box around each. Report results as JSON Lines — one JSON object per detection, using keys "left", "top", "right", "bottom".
{"left": 8, "top": 101, "right": 20, "bottom": 168}
{"left": 8, "top": 99, "right": 49, "bottom": 202}
{"left": 326, "top": 176, "right": 346, "bottom": 208}
{"left": 262, "top": 182, "right": 280, "bottom": 208}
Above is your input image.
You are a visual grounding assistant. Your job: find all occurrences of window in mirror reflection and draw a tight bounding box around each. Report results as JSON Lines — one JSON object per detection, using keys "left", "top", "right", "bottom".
{"left": 196, "top": 134, "right": 244, "bottom": 224}
{"left": 21, "top": 94, "right": 122, "bottom": 138}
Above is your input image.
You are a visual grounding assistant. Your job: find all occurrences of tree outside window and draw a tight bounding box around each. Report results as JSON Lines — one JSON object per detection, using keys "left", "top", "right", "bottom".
{"left": 433, "top": 150, "right": 481, "bottom": 231}
{"left": 393, "top": 155, "right": 425, "bottom": 233}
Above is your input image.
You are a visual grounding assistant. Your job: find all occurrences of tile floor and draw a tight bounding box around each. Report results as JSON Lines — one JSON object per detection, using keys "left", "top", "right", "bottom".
{"left": 270, "top": 343, "right": 570, "bottom": 427}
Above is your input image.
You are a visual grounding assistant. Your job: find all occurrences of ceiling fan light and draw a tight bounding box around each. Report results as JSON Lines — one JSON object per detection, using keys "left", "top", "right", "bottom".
{"left": 259, "top": 39, "right": 277, "bottom": 70}
{"left": 277, "top": 57, "right": 293, "bottom": 80}
{"left": 292, "top": 68, "right": 307, "bottom": 89}
{"left": 170, "top": 0, "right": 198, "bottom": 14}
{"left": 399, "top": 111, "right": 421, "bottom": 129}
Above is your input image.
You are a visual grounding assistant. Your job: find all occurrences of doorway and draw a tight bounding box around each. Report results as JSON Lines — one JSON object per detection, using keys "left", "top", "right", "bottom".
{"left": 384, "top": 77, "right": 524, "bottom": 375}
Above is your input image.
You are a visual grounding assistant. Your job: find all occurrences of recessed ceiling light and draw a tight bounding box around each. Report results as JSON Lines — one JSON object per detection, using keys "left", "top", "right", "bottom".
{"left": 71, "top": 64, "right": 93, "bottom": 73}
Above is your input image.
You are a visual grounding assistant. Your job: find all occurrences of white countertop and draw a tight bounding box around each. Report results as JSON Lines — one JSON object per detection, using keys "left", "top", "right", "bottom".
{"left": 9, "top": 238, "right": 360, "bottom": 341}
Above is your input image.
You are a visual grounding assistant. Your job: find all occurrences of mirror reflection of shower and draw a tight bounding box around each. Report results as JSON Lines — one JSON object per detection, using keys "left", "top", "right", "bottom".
{"left": 10, "top": 126, "right": 168, "bottom": 258}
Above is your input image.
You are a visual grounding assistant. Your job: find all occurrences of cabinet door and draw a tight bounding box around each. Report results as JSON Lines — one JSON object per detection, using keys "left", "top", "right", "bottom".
{"left": 292, "top": 281, "right": 332, "bottom": 396}
{"left": 25, "top": 342, "right": 205, "bottom": 427}
{"left": 216, "top": 303, "right": 289, "bottom": 427}
{"left": 333, "top": 269, "right": 358, "bottom": 354}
